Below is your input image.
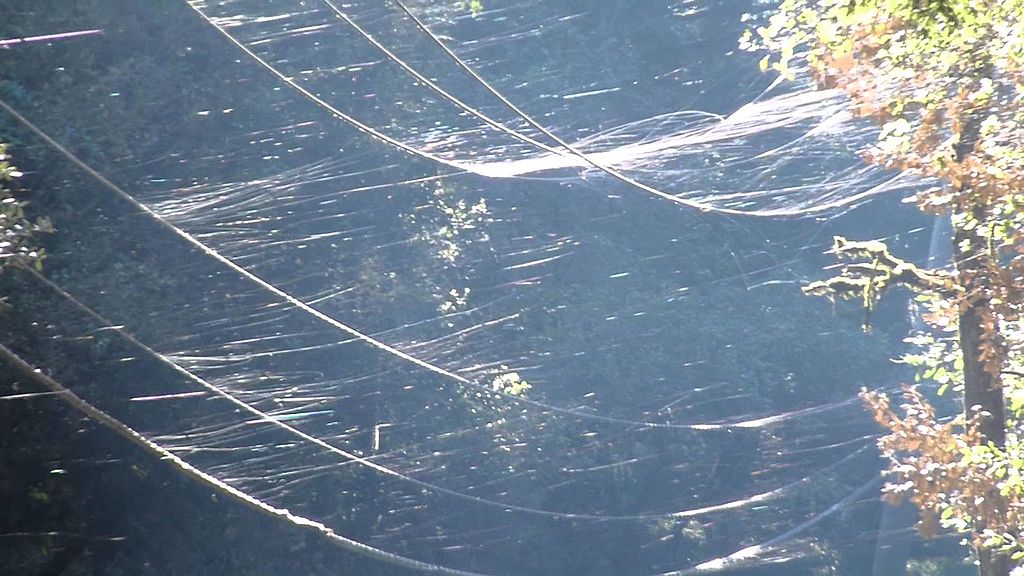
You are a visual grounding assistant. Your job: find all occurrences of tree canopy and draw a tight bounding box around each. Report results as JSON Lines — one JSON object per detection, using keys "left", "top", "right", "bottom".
{"left": 746, "top": 1, "right": 1024, "bottom": 575}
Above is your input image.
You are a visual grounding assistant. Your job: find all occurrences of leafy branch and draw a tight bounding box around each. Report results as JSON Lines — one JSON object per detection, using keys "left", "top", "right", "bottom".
{"left": 803, "top": 236, "right": 954, "bottom": 328}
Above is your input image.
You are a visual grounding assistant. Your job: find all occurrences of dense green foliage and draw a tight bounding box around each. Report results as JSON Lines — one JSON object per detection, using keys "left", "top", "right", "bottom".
{"left": 0, "top": 144, "right": 49, "bottom": 281}
{"left": 747, "top": 1, "right": 1024, "bottom": 574}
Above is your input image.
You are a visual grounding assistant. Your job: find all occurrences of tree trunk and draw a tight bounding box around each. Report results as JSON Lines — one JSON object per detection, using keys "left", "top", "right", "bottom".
{"left": 954, "top": 208, "right": 1010, "bottom": 576}
{"left": 948, "top": 55, "right": 1010, "bottom": 571}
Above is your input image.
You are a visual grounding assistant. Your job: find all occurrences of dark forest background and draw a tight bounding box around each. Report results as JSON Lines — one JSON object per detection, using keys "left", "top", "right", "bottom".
{"left": 0, "top": 1, "right": 967, "bottom": 575}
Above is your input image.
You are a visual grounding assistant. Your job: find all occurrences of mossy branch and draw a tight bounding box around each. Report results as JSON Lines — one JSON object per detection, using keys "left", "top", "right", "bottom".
{"left": 803, "top": 236, "right": 955, "bottom": 328}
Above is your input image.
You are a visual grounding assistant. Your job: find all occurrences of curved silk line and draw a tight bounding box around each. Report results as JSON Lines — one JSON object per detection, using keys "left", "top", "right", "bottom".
{"left": 0, "top": 342, "right": 490, "bottom": 576}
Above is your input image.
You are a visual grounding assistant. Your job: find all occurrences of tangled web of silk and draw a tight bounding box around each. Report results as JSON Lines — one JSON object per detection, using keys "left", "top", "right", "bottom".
{"left": 0, "top": 1, "right": 938, "bottom": 575}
